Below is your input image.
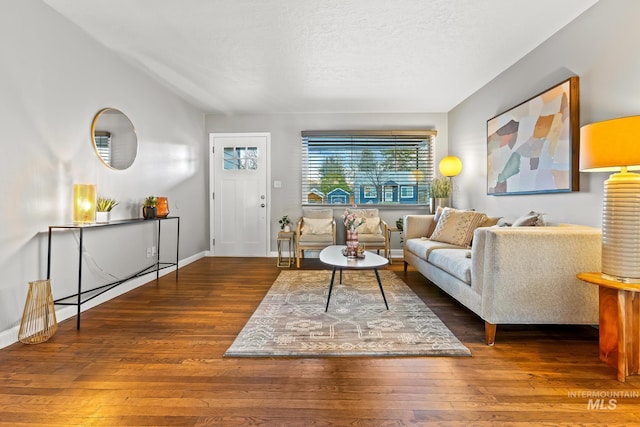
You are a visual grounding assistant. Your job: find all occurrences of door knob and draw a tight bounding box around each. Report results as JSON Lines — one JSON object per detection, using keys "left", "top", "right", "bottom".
{"left": 261, "top": 203, "right": 266, "bottom": 208}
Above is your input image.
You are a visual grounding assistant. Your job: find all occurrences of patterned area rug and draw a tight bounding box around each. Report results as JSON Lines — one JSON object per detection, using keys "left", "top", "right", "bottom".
{"left": 224, "top": 270, "right": 470, "bottom": 357}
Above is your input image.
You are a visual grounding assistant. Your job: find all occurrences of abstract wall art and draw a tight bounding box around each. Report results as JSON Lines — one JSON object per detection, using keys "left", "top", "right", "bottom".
{"left": 486, "top": 77, "right": 579, "bottom": 195}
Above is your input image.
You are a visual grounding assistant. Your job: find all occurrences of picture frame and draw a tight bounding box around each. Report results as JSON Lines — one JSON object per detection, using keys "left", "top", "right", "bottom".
{"left": 486, "top": 76, "right": 579, "bottom": 195}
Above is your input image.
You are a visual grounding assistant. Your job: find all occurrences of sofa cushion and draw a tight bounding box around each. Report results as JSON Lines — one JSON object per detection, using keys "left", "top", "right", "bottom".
{"left": 351, "top": 208, "right": 379, "bottom": 218}
{"left": 298, "top": 233, "right": 334, "bottom": 246}
{"left": 302, "top": 208, "right": 334, "bottom": 219}
{"left": 479, "top": 216, "right": 500, "bottom": 228}
{"left": 425, "top": 205, "right": 445, "bottom": 237}
{"left": 356, "top": 216, "right": 382, "bottom": 235}
{"left": 512, "top": 210, "right": 546, "bottom": 227}
{"left": 358, "top": 232, "right": 385, "bottom": 244}
{"left": 427, "top": 249, "right": 472, "bottom": 284}
{"left": 405, "top": 237, "right": 464, "bottom": 260}
{"left": 302, "top": 217, "right": 333, "bottom": 234}
{"left": 430, "top": 208, "right": 488, "bottom": 247}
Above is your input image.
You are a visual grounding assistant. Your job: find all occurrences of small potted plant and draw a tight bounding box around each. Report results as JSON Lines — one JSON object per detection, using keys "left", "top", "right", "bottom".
{"left": 279, "top": 215, "right": 292, "bottom": 232}
{"left": 142, "top": 196, "right": 157, "bottom": 219}
{"left": 96, "top": 197, "right": 118, "bottom": 223}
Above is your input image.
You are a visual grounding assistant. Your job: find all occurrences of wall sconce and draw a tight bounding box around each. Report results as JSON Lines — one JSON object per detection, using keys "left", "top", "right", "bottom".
{"left": 73, "top": 184, "right": 96, "bottom": 224}
{"left": 580, "top": 116, "right": 640, "bottom": 283}
{"left": 439, "top": 156, "right": 463, "bottom": 207}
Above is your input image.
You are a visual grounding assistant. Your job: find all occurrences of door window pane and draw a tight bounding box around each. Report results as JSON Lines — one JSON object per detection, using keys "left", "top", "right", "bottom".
{"left": 223, "top": 146, "right": 259, "bottom": 170}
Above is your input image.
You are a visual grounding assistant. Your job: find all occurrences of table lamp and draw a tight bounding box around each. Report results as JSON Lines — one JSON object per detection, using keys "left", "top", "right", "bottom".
{"left": 73, "top": 184, "right": 96, "bottom": 224}
{"left": 439, "top": 156, "right": 463, "bottom": 207}
{"left": 580, "top": 116, "right": 640, "bottom": 284}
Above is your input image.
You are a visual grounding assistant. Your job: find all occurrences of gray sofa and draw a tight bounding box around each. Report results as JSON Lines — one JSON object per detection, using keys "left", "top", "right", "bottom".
{"left": 403, "top": 214, "right": 601, "bottom": 345}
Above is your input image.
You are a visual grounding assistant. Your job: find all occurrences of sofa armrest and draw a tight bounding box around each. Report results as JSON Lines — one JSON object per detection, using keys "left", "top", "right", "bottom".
{"left": 403, "top": 215, "right": 435, "bottom": 240}
{"left": 474, "top": 225, "right": 601, "bottom": 324}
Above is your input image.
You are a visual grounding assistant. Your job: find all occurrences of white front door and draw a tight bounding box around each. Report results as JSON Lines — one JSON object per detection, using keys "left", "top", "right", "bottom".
{"left": 210, "top": 133, "right": 270, "bottom": 256}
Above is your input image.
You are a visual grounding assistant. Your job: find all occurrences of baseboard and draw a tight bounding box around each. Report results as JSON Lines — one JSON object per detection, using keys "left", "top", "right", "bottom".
{"left": 0, "top": 251, "right": 206, "bottom": 350}
{"left": 389, "top": 248, "right": 404, "bottom": 259}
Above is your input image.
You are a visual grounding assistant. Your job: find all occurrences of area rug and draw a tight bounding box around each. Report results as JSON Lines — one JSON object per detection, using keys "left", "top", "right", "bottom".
{"left": 224, "top": 270, "right": 470, "bottom": 357}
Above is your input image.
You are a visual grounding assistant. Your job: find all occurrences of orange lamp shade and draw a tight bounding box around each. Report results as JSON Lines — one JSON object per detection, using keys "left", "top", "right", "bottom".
{"left": 580, "top": 115, "right": 640, "bottom": 172}
{"left": 73, "top": 184, "right": 96, "bottom": 224}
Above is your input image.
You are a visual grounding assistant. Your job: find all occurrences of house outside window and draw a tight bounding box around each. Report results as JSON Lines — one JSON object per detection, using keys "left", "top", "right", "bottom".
{"left": 301, "top": 130, "right": 436, "bottom": 206}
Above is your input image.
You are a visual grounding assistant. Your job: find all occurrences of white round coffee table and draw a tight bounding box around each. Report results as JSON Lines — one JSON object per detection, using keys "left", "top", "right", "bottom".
{"left": 319, "top": 245, "right": 390, "bottom": 311}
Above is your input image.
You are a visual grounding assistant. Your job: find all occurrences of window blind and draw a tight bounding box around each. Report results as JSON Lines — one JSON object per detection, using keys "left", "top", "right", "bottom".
{"left": 94, "top": 131, "right": 111, "bottom": 166}
{"left": 301, "top": 130, "right": 436, "bottom": 206}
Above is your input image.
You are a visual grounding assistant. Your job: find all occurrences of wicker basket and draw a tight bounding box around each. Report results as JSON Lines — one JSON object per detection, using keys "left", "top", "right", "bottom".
{"left": 18, "top": 280, "right": 58, "bottom": 344}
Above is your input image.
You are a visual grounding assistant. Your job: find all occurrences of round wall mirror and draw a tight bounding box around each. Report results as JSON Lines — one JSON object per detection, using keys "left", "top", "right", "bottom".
{"left": 91, "top": 108, "right": 137, "bottom": 170}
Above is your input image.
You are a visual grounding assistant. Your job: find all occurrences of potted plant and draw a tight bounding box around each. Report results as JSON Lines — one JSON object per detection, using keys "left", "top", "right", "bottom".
{"left": 279, "top": 215, "right": 292, "bottom": 232}
{"left": 142, "top": 196, "right": 157, "bottom": 219}
{"left": 430, "top": 177, "right": 451, "bottom": 210}
{"left": 96, "top": 197, "right": 118, "bottom": 223}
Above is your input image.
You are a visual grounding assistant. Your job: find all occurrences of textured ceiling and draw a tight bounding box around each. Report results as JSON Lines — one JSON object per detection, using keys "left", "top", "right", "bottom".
{"left": 43, "top": 0, "right": 598, "bottom": 114}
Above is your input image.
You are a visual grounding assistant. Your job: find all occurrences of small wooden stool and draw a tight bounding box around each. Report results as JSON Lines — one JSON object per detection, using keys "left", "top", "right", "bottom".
{"left": 18, "top": 280, "right": 58, "bottom": 344}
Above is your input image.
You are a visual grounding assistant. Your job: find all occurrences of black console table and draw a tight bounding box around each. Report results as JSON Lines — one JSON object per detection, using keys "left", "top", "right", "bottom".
{"left": 47, "top": 217, "right": 180, "bottom": 329}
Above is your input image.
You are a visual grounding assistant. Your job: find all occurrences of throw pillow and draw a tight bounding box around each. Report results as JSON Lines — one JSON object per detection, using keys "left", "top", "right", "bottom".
{"left": 497, "top": 217, "right": 513, "bottom": 227}
{"left": 512, "top": 211, "right": 546, "bottom": 227}
{"left": 302, "top": 217, "right": 333, "bottom": 234}
{"left": 479, "top": 216, "right": 500, "bottom": 228}
{"left": 430, "top": 208, "right": 488, "bottom": 247}
{"left": 356, "top": 216, "right": 382, "bottom": 234}
{"left": 426, "top": 205, "right": 445, "bottom": 237}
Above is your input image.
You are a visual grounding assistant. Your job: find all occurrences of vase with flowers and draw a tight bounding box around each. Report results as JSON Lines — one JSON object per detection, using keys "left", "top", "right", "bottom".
{"left": 342, "top": 208, "right": 365, "bottom": 258}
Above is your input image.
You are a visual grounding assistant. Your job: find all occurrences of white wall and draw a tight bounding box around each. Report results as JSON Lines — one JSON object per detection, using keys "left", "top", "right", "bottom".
{"left": 0, "top": 1, "right": 207, "bottom": 346}
{"left": 206, "top": 112, "right": 448, "bottom": 251}
{"left": 448, "top": 0, "right": 640, "bottom": 226}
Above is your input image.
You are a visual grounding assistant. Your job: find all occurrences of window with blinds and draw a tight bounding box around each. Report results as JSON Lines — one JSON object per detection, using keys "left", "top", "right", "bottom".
{"left": 301, "top": 130, "right": 436, "bottom": 206}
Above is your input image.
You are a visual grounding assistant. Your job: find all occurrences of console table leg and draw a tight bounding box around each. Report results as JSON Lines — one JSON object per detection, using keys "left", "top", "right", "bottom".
{"left": 156, "top": 219, "right": 161, "bottom": 281}
{"left": 76, "top": 229, "right": 84, "bottom": 330}
{"left": 175, "top": 217, "right": 180, "bottom": 279}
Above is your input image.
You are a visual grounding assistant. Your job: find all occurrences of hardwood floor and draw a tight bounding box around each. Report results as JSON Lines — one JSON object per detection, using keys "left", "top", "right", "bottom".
{"left": 1, "top": 257, "right": 639, "bottom": 426}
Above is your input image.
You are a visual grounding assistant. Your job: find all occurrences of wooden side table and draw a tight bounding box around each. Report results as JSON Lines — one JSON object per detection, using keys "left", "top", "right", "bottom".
{"left": 277, "top": 231, "right": 295, "bottom": 268}
{"left": 577, "top": 272, "right": 640, "bottom": 382}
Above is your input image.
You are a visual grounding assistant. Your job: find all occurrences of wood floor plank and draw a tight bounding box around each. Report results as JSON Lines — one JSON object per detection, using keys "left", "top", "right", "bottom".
{"left": 0, "top": 256, "right": 639, "bottom": 426}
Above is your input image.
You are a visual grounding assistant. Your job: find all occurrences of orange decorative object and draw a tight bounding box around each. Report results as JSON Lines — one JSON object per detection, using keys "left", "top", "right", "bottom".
{"left": 156, "top": 197, "right": 169, "bottom": 218}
